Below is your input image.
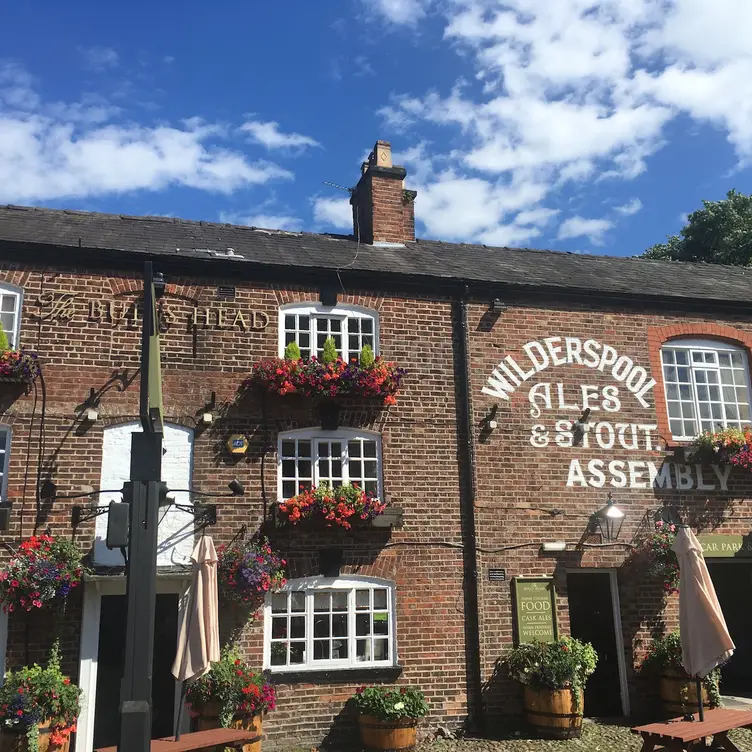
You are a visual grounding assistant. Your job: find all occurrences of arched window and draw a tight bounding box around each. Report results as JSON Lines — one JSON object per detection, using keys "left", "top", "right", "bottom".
{"left": 264, "top": 576, "right": 396, "bottom": 672}
{"left": 660, "top": 338, "right": 752, "bottom": 439}
{"left": 279, "top": 303, "right": 378, "bottom": 362}
{"left": 0, "top": 284, "right": 22, "bottom": 348}
{"left": 278, "top": 427, "right": 382, "bottom": 499}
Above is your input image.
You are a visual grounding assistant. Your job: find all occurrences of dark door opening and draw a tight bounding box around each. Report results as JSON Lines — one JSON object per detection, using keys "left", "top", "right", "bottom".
{"left": 566, "top": 571, "right": 623, "bottom": 717}
{"left": 707, "top": 562, "right": 752, "bottom": 696}
{"left": 93, "top": 593, "right": 179, "bottom": 749}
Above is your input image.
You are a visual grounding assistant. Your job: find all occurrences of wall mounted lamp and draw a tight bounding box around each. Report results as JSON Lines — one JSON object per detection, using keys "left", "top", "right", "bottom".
{"left": 541, "top": 541, "right": 567, "bottom": 552}
{"left": 200, "top": 412, "right": 213, "bottom": 425}
{"left": 591, "top": 492, "right": 626, "bottom": 542}
{"left": 490, "top": 298, "right": 506, "bottom": 313}
{"left": 320, "top": 286, "right": 338, "bottom": 307}
{"left": 84, "top": 408, "right": 99, "bottom": 422}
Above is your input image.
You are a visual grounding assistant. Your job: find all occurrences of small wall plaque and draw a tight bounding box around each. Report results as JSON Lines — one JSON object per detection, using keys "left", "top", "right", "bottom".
{"left": 488, "top": 568, "right": 506, "bottom": 582}
{"left": 227, "top": 434, "right": 249, "bottom": 456}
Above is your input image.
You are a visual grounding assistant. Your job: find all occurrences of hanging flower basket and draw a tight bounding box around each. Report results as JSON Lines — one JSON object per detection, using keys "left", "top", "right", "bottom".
{"left": 244, "top": 356, "right": 406, "bottom": 406}
{"left": 0, "top": 350, "right": 39, "bottom": 384}
{"left": 277, "top": 482, "right": 387, "bottom": 530}
{"left": 0, "top": 643, "right": 82, "bottom": 751}
{"left": 638, "top": 522, "right": 680, "bottom": 595}
{"left": 688, "top": 427, "right": 752, "bottom": 471}
{"left": 217, "top": 538, "right": 286, "bottom": 605}
{"left": 0, "top": 536, "right": 84, "bottom": 614}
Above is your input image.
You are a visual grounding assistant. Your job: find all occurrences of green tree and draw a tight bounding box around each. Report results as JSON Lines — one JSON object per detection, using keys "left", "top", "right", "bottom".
{"left": 321, "top": 336, "right": 338, "bottom": 364}
{"left": 284, "top": 341, "right": 301, "bottom": 361}
{"left": 642, "top": 190, "right": 752, "bottom": 265}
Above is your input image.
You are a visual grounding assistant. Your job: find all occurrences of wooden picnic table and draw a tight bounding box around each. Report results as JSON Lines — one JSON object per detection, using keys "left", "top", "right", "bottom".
{"left": 631, "top": 708, "right": 752, "bottom": 751}
{"left": 95, "top": 727, "right": 260, "bottom": 752}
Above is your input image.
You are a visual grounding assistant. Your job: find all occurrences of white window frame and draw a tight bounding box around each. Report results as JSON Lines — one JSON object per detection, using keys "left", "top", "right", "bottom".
{"left": 0, "top": 284, "right": 22, "bottom": 349}
{"left": 277, "top": 427, "right": 382, "bottom": 500}
{"left": 263, "top": 576, "right": 397, "bottom": 673}
{"left": 278, "top": 303, "right": 379, "bottom": 362}
{"left": 661, "top": 338, "right": 752, "bottom": 441}
{"left": 0, "top": 426, "right": 11, "bottom": 500}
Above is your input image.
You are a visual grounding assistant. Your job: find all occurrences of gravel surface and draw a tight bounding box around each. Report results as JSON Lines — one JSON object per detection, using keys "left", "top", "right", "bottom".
{"left": 275, "top": 719, "right": 752, "bottom": 751}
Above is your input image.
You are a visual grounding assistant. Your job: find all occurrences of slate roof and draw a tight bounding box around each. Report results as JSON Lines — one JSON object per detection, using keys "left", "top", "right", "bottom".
{"left": 0, "top": 204, "right": 751, "bottom": 305}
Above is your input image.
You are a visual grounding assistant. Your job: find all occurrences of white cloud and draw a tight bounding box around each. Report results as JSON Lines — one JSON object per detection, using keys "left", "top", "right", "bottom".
{"left": 78, "top": 46, "right": 119, "bottom": 71}
{"left": 240, "top": 120, "right": 320, "bottom": 151}
{"left": 366, "top": 0, "right": 428, "bottom": 25}
{"left": 374, "top": 0, "right": 752, "bottom": 246}
{"left": 558, "top": 216, "right": 614, "bottom": 245}
{"left": 312, "top": 196, "right": 352, "bottom": 230}
{"left": 614, "top": 198, "right": 643, "bottom": 216}
{"left": 220, "top": 211, "right": 303, "bottom": 232}
{"left": 0, "top": 65, "right": 293, "bottom": 203}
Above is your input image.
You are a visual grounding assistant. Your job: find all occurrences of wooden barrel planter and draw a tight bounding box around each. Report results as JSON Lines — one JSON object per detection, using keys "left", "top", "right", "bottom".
{"left": 524, "top": 686, "right": 584, "bottom": 740}
{"left": 357, "top": 715, "right": 417, "bottom": 751}
{"left": 193, "top": 702, "right": 262, "bottom": 752}
{"left": 0, "top": 722, "right": 71, "bottom": 752}
{"left": 659, "top": 672, "right": 712, "bottom": 718}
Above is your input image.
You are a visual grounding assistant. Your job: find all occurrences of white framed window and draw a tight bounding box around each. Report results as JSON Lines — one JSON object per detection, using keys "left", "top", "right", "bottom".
{"left": 278, "top": 428, "right": 382, "bottom": 499}
{"left": 661, "top": 339, "right": 752, "bottom": 440}
{"left": 0, "top": 285, "right": 22, "bottom": 348}
{"left": 264, "top": 577, "right": 396, "bottom": 672}
{"left": 0, "top": 427, "right": 10, "bottom": 498}
{"left": 279, "top": 303, "right": 378, "bottom": 362}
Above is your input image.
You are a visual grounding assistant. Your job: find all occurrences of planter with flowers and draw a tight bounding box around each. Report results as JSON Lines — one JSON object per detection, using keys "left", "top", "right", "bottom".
{"left": 0, "top": 643, "right": 82, "bottom": 752}
{"left": 503, "top": 637, "right": 598, "bottom": 739}
{"left": 244, "top": 340, "right": 407, "bottom": 408}
{"left": 349, "top": 686, "right": 428, "bottom": 752}
{"left": 185, "top": 650, "right": 275, "bottom": 752}
{"left": 688, "top": 427, "right": 752, "bottom": 472}
{"left": 0, "top": 536, "right": 84, "bottom": 614}
{"left": 277, "top": 482, "right": 388, "bottom": 531}
{"left": 639, "top": 521, "right": 680, "bottom": 596}
{"left": 639, "top": 632, "right": 721, "bottom": 716}
{"left": 218, "top": 538, "right": 287, "bottom": 608}
{"left": 0, "top": 330, "right": 39, "bottom": 385}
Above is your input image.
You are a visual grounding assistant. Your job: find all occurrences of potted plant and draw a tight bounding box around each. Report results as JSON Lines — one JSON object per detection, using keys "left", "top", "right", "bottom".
{"left": 504, "top": 637, "right": 598, "bottom": 739}
{"left": 639, "top": 632, "right": 721, "bottom": 716}
{"left": 0, "top": 329, "right": 39, "bottom": 384}
{"left": 217, "top": 538, "right": 286, "bottom": 606}
{"left": 0, "top": 535, "right": 84, "bottom": 614}
{"left": 0, "top": 643, "right": 82, "bottom": 751}
{"left": 185, "top": 650, "right": 275, "bottom": 752}
{"left": 641, "top": 521, "right": 680, "bottom": 596}
{"left": 350, "top": 685, "right": 428, "bottom": 752}
{"left": 278, "top": 482, "right": 387, "bottom": 530}
{"left": 688, "top": 427, "right": 752, "bottom": 471}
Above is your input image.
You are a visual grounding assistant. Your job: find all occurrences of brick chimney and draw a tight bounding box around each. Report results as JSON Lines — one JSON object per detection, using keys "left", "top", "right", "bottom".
{"left": 350, "top": 140, "right": 417, "bottom": 244}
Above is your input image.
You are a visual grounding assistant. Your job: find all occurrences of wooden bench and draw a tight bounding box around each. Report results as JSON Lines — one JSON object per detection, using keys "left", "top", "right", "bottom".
{"left": 95, "top": 727, "right": 261, "bottom": 752}
{"left": 631, "top": 708, "right": 752, "bottom": 751}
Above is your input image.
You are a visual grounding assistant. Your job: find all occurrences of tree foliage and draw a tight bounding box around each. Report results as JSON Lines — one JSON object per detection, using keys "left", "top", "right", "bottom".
{"left": 642, "top": 190, "right": 752, "bottom": 265}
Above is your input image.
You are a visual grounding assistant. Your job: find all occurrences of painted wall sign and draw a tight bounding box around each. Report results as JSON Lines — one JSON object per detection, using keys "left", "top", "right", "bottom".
{"left": 513, "top": 577, "right": 558, "bottom": 645}
{"left": 482, "top": 336, "right": 729, "bottom": 490}
{"left": 697, "top": 534, "right": 752, "bottom": 558}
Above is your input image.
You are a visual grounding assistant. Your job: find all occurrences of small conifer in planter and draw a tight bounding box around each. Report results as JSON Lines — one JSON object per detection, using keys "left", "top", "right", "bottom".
{"left": 283, "top": 341, "right": 301, "bottom": 361}
{"left": 350, "top": 686, "right": 428, "bottom": 751}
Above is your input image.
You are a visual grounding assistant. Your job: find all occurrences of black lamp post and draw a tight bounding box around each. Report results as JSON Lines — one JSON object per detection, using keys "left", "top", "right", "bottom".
{"left": 592, "top": 492, "right": 625, "bottom": 542}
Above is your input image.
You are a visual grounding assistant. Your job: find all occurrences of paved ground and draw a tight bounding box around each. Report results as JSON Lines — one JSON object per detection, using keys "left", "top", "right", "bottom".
{"left": 276, "top": 719, "right": 752, "bottom": 751}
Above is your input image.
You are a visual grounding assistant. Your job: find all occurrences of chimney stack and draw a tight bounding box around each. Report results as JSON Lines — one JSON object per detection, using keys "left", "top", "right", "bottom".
{"left": 350, "top": 140, "right": 417, "bottom": 244}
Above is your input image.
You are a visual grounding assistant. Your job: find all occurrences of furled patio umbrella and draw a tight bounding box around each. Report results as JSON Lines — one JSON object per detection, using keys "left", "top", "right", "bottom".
{"left": 671, "top": 525, "right": 735, "bottom": 721}
{"left": 172, "top": 535, "right": 221, "bottom": 739}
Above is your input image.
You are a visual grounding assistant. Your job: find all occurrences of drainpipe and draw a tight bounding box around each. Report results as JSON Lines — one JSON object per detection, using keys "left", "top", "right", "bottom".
{"left": 453, "top": 287, "right": 484, "bottom": 732}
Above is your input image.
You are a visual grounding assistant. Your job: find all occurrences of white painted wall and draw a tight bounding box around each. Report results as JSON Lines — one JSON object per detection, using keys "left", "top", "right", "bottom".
{"left": 94, "top": 422, "right": 194, "bottom": 566}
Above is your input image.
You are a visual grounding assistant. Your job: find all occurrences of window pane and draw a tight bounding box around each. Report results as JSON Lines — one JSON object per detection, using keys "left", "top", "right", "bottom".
{"left": 348, "top": 440, "right": 362, "bottom": 458}
{"left": 291, "top": 592, "right": 305, "bottom": 612}
{"left": 356, "top": 590, "right": 370, "bottom": 610}
{"left": 363, "top": 441, "right": 377, "bottom": 458}
{"left": 374, "top": 639, "right": 389, "bottom": 661}
{"left": 332, "top": 640, "right": 348, "bottom": 660}
{"left": 289, "top": 643, "right": 305, "bottom": 664}
{"left": 314, "top": 592, "right": 330, "bottom": 612}
{"left": 282, "top": 481, "right": 296, "bottom": 498}
{"left": 272, "top": 593, "right": 288, "bottom": 613}
{"left": 314, "top": 640, "right": 330, "bottom": 660}
{"left": 270, "top": 644, "right": 287, "bottom": 666}
{"left": 356, "top": 639, "right": 370, "bottom": 661}
{"left": 272, "top": 618, "right": 287, "bottom": 639}
{"left": 290, "top": 616, "right": 306, "bottom": 639}
{"left": 332, "top": 614, "right": 347, "bottom": 637}
{"left": 374, "top": 589, "right": 387, "bottom": 609}
{"left": 314, "top": 615, "right": 330, "bottom": 638}
{"left": 373, "top": 614, "right": 389, "bottom": 635}
{"left": 362, "top": 319, "right": 373, "bottom": 334}
{"left": 299, "top": 441, "right": 311, "bottom": 457}
{"left": 356, "top": 614, "right": 370, "bottom": 636}
{"left": 332, "top": 592, "right": 348, "bottom": 611}
{"left": 285, "top": 315, "right": 295, "bottom": 329}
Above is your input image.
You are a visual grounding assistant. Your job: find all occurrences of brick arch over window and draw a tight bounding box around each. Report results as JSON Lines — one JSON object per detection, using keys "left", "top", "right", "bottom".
{"left": 647, "top": 323, "right": 752, "bottom": 444}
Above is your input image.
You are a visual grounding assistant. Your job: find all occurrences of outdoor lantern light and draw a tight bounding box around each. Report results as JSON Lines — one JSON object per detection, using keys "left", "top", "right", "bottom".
{"left": 592, "top": 492, "right": 625, "bottom": 542}
{"left": 227, "top": 479, "right": 245, "bottom": 496}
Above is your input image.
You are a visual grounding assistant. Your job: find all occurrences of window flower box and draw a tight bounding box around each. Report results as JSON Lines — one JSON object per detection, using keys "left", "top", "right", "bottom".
{"left": 0, "top": 350, "right": 39, "bottom": 384}
{"left": 244, "top": 356, "right": 406, "bottom": 406}
{"left": 687, "top": 427, "right": 752, "bottom": 471}
{"left": 277, "top": 483, "right": 388, "bottom": 530}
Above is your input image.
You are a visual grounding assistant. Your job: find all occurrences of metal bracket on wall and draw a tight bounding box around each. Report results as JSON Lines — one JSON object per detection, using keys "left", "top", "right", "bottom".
{"left": 71, "top": 504, "right": 111, "bottom": 527}
{"left": 173, "top": 502, "right": 217, "bottom": 528}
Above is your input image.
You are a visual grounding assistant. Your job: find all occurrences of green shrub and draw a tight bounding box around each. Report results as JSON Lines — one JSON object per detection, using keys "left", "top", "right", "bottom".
{"left": 0, "top": 328, "right": 9, "bottom": 352}
{"left": 321, "top": 336, "right": 338, "bottom": 364}
{"left": 350, "top": 685, "right": 428, "bottom": 721}
{"left": 284, "top": 341, "right": 302, "bottom": 361}
{"left": 359, "top": 344, "right": 375, "bottom": 368}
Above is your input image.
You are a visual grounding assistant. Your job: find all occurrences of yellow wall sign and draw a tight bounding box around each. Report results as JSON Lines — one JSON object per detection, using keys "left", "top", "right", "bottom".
{"left": 227, "top": 435, "right": 249, "bottom": 455}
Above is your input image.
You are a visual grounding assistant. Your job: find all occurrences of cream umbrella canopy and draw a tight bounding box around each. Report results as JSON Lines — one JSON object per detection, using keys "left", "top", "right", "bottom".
{"left": 172, "top": 536, "right": 221, "bottom": 738}
{"left": 671, "top": 525, "right": 735, "bottom": 720}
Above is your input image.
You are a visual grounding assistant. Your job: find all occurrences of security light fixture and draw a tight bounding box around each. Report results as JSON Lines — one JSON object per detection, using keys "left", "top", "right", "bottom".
{"left": 84, "top": 408, "right": 99, "bottom": 422}
{"left": 320, "top": 286, "right": 338, "bottom": 307}
{"left": 228, "top": 479, "right": 245, "bottom": 496}
{"left": 592, "top": 492, "right": 625, "bottom": 542}
{"left": 541, "top": 541, "right": 567, "bottom": 552}
{"left": 200, "top": 412, "right": 213, "bottom": 425}
{"left": 153, "top": 272, "right": 166, "bottom": 299}
{"left": 490, "top": 298, "right": 506, "bottom": 313}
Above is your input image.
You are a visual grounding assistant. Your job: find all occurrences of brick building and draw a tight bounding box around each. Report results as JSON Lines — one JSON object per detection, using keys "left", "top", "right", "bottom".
{"left": 0, "top": 140, "right": 751, "bottom": 749}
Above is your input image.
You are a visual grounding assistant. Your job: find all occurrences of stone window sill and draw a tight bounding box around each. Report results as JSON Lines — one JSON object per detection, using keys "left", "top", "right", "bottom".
{"left": 268, "top": 665, "right": 403, "bottom": 685}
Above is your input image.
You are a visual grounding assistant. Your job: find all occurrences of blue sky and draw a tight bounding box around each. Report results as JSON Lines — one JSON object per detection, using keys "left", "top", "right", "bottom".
{"left": 2, "top": 0, "right": 752, "bottom": 256}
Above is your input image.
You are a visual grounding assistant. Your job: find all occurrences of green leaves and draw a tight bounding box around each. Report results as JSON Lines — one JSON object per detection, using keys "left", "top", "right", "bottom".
{"left": 321, "top": 336, "right": 338, "bottom": 364}
{"left": 642, "top": 189, "right": 752, "bottom": 266}
{"left": 284, "top": 341, "right": 302, "bottom": 362}
{"left": 350, "top": 685, "right": 428, "bottom": 721}
{"left": 359, "top": 344, "right": 375, "bottom": 368}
